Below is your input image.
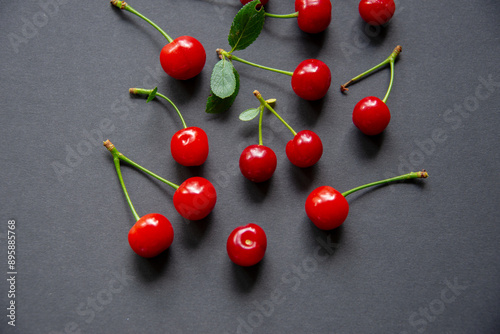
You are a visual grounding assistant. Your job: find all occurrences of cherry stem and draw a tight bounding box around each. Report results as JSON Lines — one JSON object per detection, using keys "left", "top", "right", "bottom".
{"left": 264, "top": 12, "right": 299, "bottom": 19}
{"left": 254, "top": 90, "right": 297, "bottom": 136}
{"left": 341, "top": 170, "right": 428, "bottom": 198}
{"left": 104, "top": 140, "right": 180, "bottom": 190}
{"left": 112, "top": 154, "right": 140, "bottom": 221}
{"left": 218, "top": 49, "right": 294, "bottom": 77}
{"left": 340, "top": 45, "right": 402, "bottom": 100}
{"left": 130, "top": 88, "right": 187, "bottom": 129}
{"left": 110, "top": 0, "right": 174, "bottom": 43}
{"left": 258, "top": 106, "right": 264, "bottom": 146}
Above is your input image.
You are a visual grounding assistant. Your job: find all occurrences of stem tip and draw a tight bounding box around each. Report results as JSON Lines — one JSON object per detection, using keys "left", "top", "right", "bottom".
{"left": 394, "top": 45, "right": 402, "bottom": 56}
{"left": 417, "top": 170, "right": 428, "bottom": 178}
{"left": 103, "top": 140, "right": 115, "bottom": 151}
{"left": 253, "top": 90, "right": 261, "bottom": 99}
{"left": 110, "top": 0, "right": 127, "bottom": 9}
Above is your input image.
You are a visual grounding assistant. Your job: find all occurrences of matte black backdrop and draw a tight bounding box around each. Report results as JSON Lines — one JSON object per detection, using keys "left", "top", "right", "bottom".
{"left": 1, "top": 0, "right": 499, "bottom": 333}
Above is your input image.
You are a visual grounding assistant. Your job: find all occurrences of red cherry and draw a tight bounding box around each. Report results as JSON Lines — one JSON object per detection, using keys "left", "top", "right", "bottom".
{"left": 128, "top": 213, "right": 174, "bottom": 258}
{"left": 173, "top": 177, "right": 217, "bottom": 220}
{"left": 305, "top": 186, "right": 349, "bottom": 230}
{"left": 358, "top": 0, "right": 396, "bottom": 26}
{"left": 291, "top": 59, "right": 331, "bottom": 101}
{"left": 295, "top": 0, "right": 332, "bottom": 33}
{"left": 170, "top": 126, "right": 209, "bottom": 166}
{"left": 240, "top": 0, "right": 268, "bottom": 5}
{"left": 227, "top": 224, "right": 267, "bottom": 266}
{"left": 352, "top": 96, "right": 391, "bottom": 136}
{"left": 285, "top": 130, "right": 323, "bottom": 168}
{"left": 239, "top": 145, "right": 277, "bottom": 183}
{"left": 160, "top": 36, "right": 206, "bottom": 80}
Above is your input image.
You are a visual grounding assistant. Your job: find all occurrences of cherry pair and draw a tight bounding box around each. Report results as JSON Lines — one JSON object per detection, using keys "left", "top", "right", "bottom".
{"left": 239, "top": 91, "right": 323, "bottom": 183}
{"left": 111, "top": 0, "right": 205, "bottom": 80}
{"left": 341, "top": 45, "right": 402, "bottom": 136}
{"left": 130, "top": 87, "right": 209, "bottom": 166}
{"left": 104, "top": 140, "right": 217, "bottom": 258}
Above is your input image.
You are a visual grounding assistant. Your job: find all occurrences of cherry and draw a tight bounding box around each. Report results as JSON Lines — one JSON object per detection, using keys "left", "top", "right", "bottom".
{"left": 291, "top": 59, "right": 332, "bottom": 101}
{"left": 130, "top": 87, "right": 209, "bottom": 166}
{"left": 241, "top": 0, "right": 268, "bottom": 5}
{"left": 104, "top": 141, "right": 217, "bottom": 221}
{"left": 352, "top": 96, "right": 391, "bottom": 135}
{"left": 227, "top": 223, "right": 267, "bottom": 266}
{"left": 111, "top": 1, "right": 206, "bottom": 80}
{"left": 173, "top": 177, "right": 217, "bottom": 221}
{"left": 128, "top": 213, "right": 174, "bottom": 258}
{"left": 171, "top": 127, "right": 209, "bottom": 166}
{"left": 159, "top": 36, "right": 206, "bottom": 80}
{"left": 358, "top": 0, "right": 396, "bottom": 26}
{"left": 240, "top": 145, "right": 277, "bottom": 183}
{"left": 218, "top": 49, "right": 331, "bottom": 100}
{"left": 286, "top": 130, "right": 323, "bottom": 168}
{"left": 254, "top": 90, "right": 324, "bottom": 167}
{"left": 295, "top": 0, "right": 332, "bottom": 34}
{"left": 305, "top": 171, "right": 429, "bottom": 230}
{"left": 341, "top": 46, "right": 402, "bottom": 135}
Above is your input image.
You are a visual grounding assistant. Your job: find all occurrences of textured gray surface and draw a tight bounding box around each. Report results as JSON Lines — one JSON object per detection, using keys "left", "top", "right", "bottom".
{"left": 0, "top": 0, "right": 499, "bottom": 333}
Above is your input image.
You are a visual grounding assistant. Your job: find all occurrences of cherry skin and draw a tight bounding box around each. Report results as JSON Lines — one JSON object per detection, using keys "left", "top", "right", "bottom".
{"left": 227, "top": 223, "right": 267, "bottom": 266}
{"left": 305, "top": 186, "right": 349, "bottom": 230}
{"left": 160, "top": 36, "right": 206, "bottom": 80}
{"left": 241, "top": 0, "right": 268, "bottom": 5}
{"left": 295, "top": 0, "right": 332, "bottom": 34}
{"left": 128, "top": 213, "right": 174, "bottom": 258}
{"left": 286, "top": 130, "right": 323, "bottom": 168}
{"left": 291, "top": 59, "right": 331, "bottom": 101}
{"left": 173, "top": 177, "right": 217, "bottom": 221}
{"left": 239, "top": 145, "right": 277, "bottom": 183}
{"left": 170, "top": 126, "right": 209, "bottom": 166}
{"left": 358, "top": 0, "right": 396, "bottom": 26}
{"left": 352, "top": 96, "right": 391, "bottom": 136}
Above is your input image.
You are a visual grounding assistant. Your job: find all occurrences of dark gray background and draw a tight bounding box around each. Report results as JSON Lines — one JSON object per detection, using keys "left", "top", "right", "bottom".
{"left": 1, "top": 0, "right": 499, "bottom": 333}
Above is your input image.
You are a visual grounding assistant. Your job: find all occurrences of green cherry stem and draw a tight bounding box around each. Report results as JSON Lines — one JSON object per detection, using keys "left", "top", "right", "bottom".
{"left": 130, "top": 87, "right": 187, "bottom": 129}
{"left": 341, "top": 170, "right": 428, "bottom": 198}
{"left": 264, "top": 12, "right": 299, "bottom": 19}
{"left": 258, "top": 106, "right": 264, "bottom": 146}
{"left": 218, "top": 49, "right": 294, "bottom": 77}
{"left": 340, "top": 45, "right": 402, "bottom": 102}
{"left": 110, "top": 0, "right": 174, "bottom": 43}
{"left": 112, "top": 153, "right": 140, "bottom": 221}
{"left": 104, "top": 140, "right": 179, "bottom": 190}
{"left": 254, "top": 90, "right": 297, "bottom": 136}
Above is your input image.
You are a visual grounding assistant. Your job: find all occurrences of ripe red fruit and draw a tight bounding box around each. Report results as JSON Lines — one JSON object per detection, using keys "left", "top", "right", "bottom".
{"left": 352, "top": 96, "right": 391, "bottom": 136}
{"left": 128, "top": 213, "right": 174, "bottom": 258}
{"left": 170, "top": 126, "right": 209, "bottom": 166}
{"left": 239, "top": 145, "right": 277, "bottom": 183}
{"left": 160, "top": 36, "right": 206, "bottom": 80}
{"left": 358, "top": 0, "right": 396, "bottom": 26}
{"left": 305, "top": 186, "right": 349, "bottom": 230}
{"left": 227, "top": 223, "right": 267, "bottom": 266}
{"left": 240, "top": 0, "right": 269, "bottom": 5}
{"left": 295, "top": 0, "right": 332, "bottom": 34}
{"left": 291, "top": 59, "right": 331, "bottom": 101}
{"left": 286, "top": 130, "right": 323, "bottom": 168}
{"left": 173, "top": 177, "right": 217, "bottom": 220}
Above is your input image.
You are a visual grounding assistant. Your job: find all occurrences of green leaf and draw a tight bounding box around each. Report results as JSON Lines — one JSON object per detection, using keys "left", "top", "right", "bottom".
{"left": 210, "top": 59, "right": 237, "bottom": 99}
{"left": 206, "top": 68, "right": 240, "bottom": 114}
{"left": 239, "top": 107, "right": 261, "bottom": 121}
{"left": 228, "top": 0, "right": 266, "bottom": 52}
{"left": 146, "top": 87, "right": 157, "bottom": 103}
